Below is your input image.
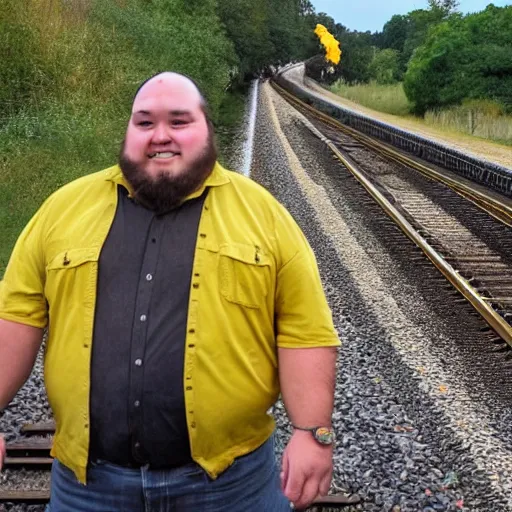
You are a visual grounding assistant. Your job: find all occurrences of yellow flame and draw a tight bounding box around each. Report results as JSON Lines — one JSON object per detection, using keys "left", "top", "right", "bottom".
{"left": 314, "top": 24, "right": 341, "bottom": 65}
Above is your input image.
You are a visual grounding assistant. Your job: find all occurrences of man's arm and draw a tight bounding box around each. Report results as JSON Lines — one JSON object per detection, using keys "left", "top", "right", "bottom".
{"left": 278, "top": 346, "right": 337, "bottom": 428}
{"left": 272, "top": 204, "right": 341, "bottom": 509}
{"left": 0, "top": 319, "right": 43, "bottom": 471}
{"left": 0, "top": 319, "right": 44, "bottom": 410}
{"left": 278, "top": 346, "right": 338, "bottom": 510}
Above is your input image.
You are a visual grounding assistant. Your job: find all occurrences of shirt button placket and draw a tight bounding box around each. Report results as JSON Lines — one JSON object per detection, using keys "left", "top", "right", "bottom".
{"left": 186, "top": 223, "right": 207, "bottom": 437}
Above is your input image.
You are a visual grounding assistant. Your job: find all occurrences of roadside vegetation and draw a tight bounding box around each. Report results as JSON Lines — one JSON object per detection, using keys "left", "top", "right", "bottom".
{"left": 330, "top": 82, "right": 410, "bottom": 116}
{"left": 329, "top": 82, "right": 512, "bottom": 145}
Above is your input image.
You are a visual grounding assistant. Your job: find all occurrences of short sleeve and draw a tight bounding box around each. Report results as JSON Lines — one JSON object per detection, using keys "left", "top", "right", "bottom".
{"left": 0, "top": 203, "right": 49, "bottom": 328}
{"left": 273, "top": 205, "right": 340, "bottom": 349}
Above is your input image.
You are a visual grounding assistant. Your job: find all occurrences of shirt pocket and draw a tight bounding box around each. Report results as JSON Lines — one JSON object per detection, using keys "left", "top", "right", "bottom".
{"left": 45, "top": 248, "right": 99, "bottom": 302}
{"left": 219, "top": 243, "right": 271, "bottom": 309}
{"left": 46, "top": 248, "right": 99, "bottom": 271}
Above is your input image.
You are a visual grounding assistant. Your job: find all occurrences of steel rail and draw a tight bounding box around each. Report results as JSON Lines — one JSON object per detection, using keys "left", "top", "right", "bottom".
{"left": 271, "top": 82, "right": 512, "bottom": 346}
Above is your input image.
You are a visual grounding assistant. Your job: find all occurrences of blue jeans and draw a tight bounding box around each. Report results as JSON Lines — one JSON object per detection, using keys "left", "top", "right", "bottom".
{"left": 46, "top": 435, "right": 291, "bottom": 511}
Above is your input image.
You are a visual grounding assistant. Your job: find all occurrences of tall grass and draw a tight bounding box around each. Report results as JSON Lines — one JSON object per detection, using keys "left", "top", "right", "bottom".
{"left": 330, "top": 80, "right": 411, "bottom": 116}
{"left": 424, "top": 100, "right": 512, "bottom": 145}
{"left": 330, "top": 80, "right": 512, "bottom": 146}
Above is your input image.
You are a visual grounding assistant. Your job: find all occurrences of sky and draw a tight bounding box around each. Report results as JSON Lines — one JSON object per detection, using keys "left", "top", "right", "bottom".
{"left": 310, "top": 0, "right": 510, "bottom": 33}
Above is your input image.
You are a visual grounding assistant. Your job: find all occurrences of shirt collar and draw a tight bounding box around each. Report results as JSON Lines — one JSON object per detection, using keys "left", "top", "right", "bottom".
{"left": 104, "top": 161, "right": 231, "bottom": 200}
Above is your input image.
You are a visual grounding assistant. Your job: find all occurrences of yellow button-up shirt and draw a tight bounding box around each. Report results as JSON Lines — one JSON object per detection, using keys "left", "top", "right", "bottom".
{"left": 0, "top": 162, "right": 340, "bottom": 484}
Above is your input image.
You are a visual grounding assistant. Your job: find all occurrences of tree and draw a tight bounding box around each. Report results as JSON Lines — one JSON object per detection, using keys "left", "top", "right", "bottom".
{"left": 373, "top": 3, "right": 456, "bottom": 80}
{"left": 301, "top": 11, "right": 339, "bottom": 61}
{"left": 427, "top": 0, "right": 460, "bottom": 14}
{"left": 380, "top": 14, "right": 409, "bottom": 52}
{"left": 217, "top": 0, "right": 321, "bottom": 81}
{"left": 369, "top": 49, "right": 400, "bottom": 84}
{"left": 404, "top": 5, "right": 512, "bottom": 114}
{"left": 401, "top": 8, "right": 447, "bottom": 68}
{"left": 308, "top": 26, "right": 375, "bottom": 85}
{"left": 216, "top": 0, "right": 273, "bottom": 80}
{"left": 298, "top": 0, "right": 315, "bottom": 16}
{"left": 313, "top": 11, "right": 337, "bottom": 34}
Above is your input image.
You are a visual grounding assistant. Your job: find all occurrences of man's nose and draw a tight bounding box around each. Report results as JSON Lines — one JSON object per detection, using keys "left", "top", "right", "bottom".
{"left": 152, "top": 123, "right": 172, "bottom": 143}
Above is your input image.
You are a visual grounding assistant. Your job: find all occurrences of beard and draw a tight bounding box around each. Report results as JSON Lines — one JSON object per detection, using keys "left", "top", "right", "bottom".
{"left": 118, "top": 134, "right": 217, "bottom": 215}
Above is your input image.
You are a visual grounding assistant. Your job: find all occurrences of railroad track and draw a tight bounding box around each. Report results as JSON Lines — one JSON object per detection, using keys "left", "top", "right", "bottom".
{"left": 271, "top": 80, "right": 512, "bottom": 350}
{"left": 0, "top": 422, "right": 53, "bottom": 506}
{"left": 0, "top": 422, "right": 361, "bottom": 511}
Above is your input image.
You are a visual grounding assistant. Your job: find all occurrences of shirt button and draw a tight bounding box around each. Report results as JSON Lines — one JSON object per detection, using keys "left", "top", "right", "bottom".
{"left": 135, "top": 359, "right": 143, "bottom": 367}
{"left": 146, "top": 274, "right": 153, "bottom": 281}
{"left": 134, "top": 400, "right": 141, "bottom": 407}
{"left": 140, "top": 314, "right": 147, "bottom": 322}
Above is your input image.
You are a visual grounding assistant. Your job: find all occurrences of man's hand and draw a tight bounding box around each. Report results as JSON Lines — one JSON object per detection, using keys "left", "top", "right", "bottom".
{"left": 280, "top": 430, "right": 333, "bottom": 510}
{"left": 0, "top": 435, "right": 5, "bottom": 471}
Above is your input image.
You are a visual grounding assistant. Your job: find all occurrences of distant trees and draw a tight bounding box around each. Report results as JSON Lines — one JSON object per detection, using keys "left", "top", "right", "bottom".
{"left": 304, "top": 1, "right": 458, "bottom": 86}
{"left": 404, "top": 5, "right": 512, "bottom": 114}
{"left": 216, "top": 0, "right": 324, "bottom": 82}
{"left": 427, "top": 0, "right": 459, "bottom": 14}
{"left": 334, "top": 28, "right": 375, "bottom": 84}
{"left": 3, "top": 0, "right": 509, "bottom": 120}
{"left": 307, "top": 1, "right": 511, "bottom": 117}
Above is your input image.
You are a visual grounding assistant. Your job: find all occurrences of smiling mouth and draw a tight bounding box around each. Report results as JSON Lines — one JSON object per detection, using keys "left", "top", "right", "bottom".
{"left": 148, "top": 152, "right": 180, "bottom": 159}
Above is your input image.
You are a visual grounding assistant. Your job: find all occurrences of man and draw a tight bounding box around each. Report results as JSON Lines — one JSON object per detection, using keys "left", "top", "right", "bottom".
{"left": 0, "top": 72, "right": 340, "bottom": 511}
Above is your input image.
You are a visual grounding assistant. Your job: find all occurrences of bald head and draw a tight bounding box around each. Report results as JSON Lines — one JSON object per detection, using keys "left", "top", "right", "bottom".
{"left": 133, "top": 72, "right": 208, "bottom": 115}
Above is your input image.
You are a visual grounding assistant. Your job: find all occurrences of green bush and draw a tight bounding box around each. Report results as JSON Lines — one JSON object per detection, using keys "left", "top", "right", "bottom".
{"left": 404, "top": 5, "right": 512, "bottom": 115}
{"left": 368, "top": 49, "right": 400, "bottom": 84}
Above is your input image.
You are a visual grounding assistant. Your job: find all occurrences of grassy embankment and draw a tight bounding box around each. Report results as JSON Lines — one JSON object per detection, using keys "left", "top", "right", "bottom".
{"left": 0, "top": 0, "right": 245, "bottom": 274}
{"left": 330, "top": 81, "right": 512, "bottom": 146}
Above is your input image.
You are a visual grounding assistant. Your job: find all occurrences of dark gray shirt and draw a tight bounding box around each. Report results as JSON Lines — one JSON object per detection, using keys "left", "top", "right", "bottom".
{"left": 89, "top": 185, "right": 207, "bottom": 468}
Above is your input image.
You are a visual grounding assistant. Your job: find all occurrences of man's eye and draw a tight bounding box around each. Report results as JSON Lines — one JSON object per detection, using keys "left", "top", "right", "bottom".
{"left": 138, "top": 121, "right": 153, "bottom": 127}
{"left": 171, "top": 120, "right": 188, "bottom": 126}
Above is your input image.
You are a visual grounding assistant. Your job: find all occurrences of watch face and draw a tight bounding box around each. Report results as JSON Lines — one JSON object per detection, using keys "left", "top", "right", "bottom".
{"left": 315, "top": 427, "right": 334, "bottom": 444}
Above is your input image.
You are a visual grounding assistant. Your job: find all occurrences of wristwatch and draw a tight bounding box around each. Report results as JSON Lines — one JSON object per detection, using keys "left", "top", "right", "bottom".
{"left": 292, "top": 425, "right": 336, "bottom": 445}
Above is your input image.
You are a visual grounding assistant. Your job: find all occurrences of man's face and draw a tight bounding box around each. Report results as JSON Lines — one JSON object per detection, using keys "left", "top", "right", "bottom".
{"left": 119, "top": 74, "right": 217, "bottom": 213}
{"left": 123, "top": 76, "right": 211, "bottom": 180}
